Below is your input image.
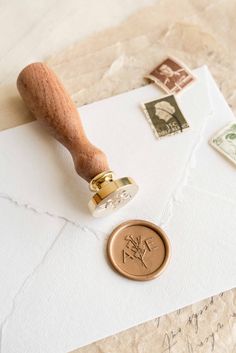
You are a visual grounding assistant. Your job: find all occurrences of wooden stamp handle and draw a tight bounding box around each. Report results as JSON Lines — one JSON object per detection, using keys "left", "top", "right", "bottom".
{"left": 17, "top": 62, "right": 109, "bottom": 183}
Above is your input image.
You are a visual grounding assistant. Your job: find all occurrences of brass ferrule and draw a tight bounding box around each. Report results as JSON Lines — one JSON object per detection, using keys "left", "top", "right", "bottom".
{"left": 89, "top": 170, "right": 115, "bottom": 192}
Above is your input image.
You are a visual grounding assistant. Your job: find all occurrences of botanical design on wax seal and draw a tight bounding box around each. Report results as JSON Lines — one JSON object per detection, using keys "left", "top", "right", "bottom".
{"left": 142, "top": 95, "right": 189, "bottom": 139}
{"left": 123, "top": 234, "right": 159, "bottom": 269}
{"left": 145, "top": 57, "right": 195, "bottom": 94}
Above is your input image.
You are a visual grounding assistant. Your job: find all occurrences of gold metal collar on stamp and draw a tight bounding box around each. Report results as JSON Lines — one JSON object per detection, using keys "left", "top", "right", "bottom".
{"left": 88, "top": 171, "right": 138, "bottom": 217}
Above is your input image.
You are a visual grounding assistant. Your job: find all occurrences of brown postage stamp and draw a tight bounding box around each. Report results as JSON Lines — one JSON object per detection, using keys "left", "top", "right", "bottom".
{"left": 146, "top": 57, "right": 195, "bottom": 94}
{"left": 142, "top": 95, "right": 189, "bottom": 139}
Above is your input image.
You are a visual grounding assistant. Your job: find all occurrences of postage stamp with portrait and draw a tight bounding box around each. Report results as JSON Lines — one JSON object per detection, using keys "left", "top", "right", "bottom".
{"left": 210, "top": 122, "right": 236, "bottom": 166}
{"left": 142, "top": 95, "right": 189, "bottom": 139}
{"left": 146, "top": 57, "right": 195, "bottom": 94}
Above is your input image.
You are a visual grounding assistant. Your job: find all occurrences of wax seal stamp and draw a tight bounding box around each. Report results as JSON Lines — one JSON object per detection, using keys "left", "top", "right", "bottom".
{"left": 89, "top": 171, "right": 138, "bottom": 217}
{"left": 107, "top": 220, "right": 170, "bottom": 281}
{"left": 17, "top": 63, "right": 138, "bottom": 217}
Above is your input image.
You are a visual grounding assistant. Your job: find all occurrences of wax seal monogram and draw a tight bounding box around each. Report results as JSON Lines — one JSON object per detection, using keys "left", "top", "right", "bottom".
{"left": 122, "top": 234, "right": 159, "bottom": 269}
{"left": 95, "top": 188, "right": 133, "bottom": 214}
{"left": 107, "top": 220, "right": 171, "bottom": 281}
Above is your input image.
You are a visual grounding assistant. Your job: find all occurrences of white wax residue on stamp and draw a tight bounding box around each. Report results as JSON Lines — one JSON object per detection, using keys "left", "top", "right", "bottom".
{"left": 142, "top": 94, "right": 190, "bottom": 139}
{"left": 146, "top": 57, "right": 195, "bottom": 94}
{"left": 210, "top": 122, "right": 236, "bottom": 166}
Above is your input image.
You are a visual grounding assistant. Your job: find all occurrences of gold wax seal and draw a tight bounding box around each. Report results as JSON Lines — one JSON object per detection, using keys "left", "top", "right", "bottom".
{"left": 107, "top": 220, "right": 171, "bottom": 281}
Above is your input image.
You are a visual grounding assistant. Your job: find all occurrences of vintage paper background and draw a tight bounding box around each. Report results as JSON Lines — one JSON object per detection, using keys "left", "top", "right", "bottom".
{"left": 0, "top": 0, "right": 235, "bottom": 352}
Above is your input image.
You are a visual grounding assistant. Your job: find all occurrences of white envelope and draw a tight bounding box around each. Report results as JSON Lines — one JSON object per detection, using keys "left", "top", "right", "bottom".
{"left": 0, "top": 67, "right": 235, "bottom": 353}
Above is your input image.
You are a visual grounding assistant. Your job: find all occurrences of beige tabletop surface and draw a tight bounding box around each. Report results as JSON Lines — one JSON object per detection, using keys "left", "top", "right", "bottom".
{"left": 0, "top": 1, "right": 236, "bottom": 352}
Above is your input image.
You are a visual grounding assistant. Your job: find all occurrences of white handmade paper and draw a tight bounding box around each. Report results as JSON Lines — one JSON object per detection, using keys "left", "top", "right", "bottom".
{"left": 0, "top": 67, "right": 211, "bottom": 232}
{"left": 0, "top": 67, "right": 235, "bottom": 353}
